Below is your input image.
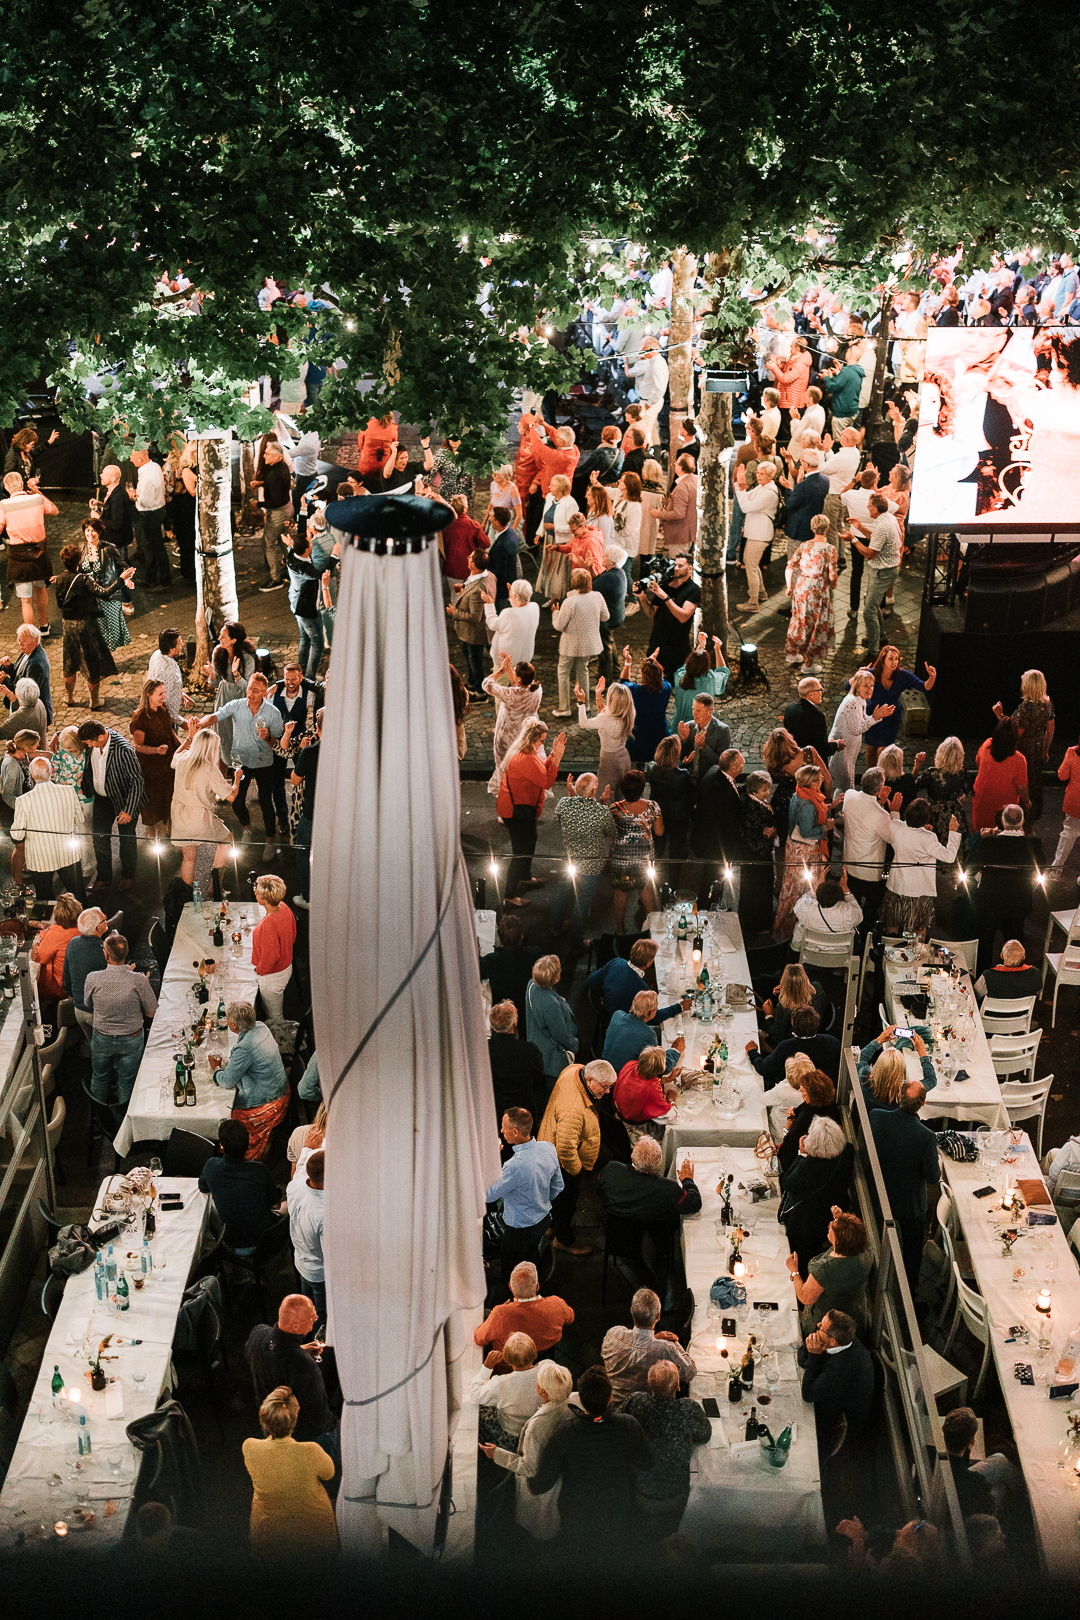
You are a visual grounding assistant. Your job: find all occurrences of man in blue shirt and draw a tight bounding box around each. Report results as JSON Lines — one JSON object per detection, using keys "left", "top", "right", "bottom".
{"left": 199, "top": 672, "right": 283, "bottom": 861}
{"left": 602, "top": 989, "right": 685, "bottom": 1077}
{"left": 485, "top": 1107, "right": 563, "bottom": 1285}
{"left": 61, "top": 905, "right": 109, "bottom": 1042}
{"left": 208, "top": 1002, "right": 288, "bottom": 1110}
{"left": 198, "top": 1118, "right": 280, "bottom": 1255}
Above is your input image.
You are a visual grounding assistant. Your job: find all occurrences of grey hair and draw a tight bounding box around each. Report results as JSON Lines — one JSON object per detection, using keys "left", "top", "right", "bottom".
{"left": 16, "top": 624, "right": 40, "bottom": 645}
{"left": 602, "top": 545, "right": 624, "bottom": 568}
{"left": 29, "top": 756, "right": 52, "bottom": 782}
{"left": 861, "top": 767, "right": 884, "bottom": 795}
{"left": 805, "top": 1115, "right": 846, "bottom": 1159}
{"left": 536, "top": 1363, "right": 573, "bottom": 1402}
{"left": 509, "top": 578, "right": 533, "bottom": 604}
{"left": 934, "top": 735, "right": 965, "bottom": 774}
{"left": 15, "top": 678, "right": 39, "bottom": 707}
{"left": 227, "top": 1002, "right": 257, "bottom": 1032}
{"left": 573, "top": 773, "right": 598, "bottom": 796}
{"left": 1001, "top": 802, "right": 1024, "bottom": 827}
{"left": 878, "top": 743, "right": 904, "bottom": 780}
{"left": 799, "top": 449, "right": 820, "bottom": 468}
{"left": 582, "top": 1059, "right": 616, "bottom": 1089}
{"left": 630, "top": 988, "right": 658, "bottom": 1020}
{"left": 510, "top": 1261, "right": 539, "bottom": 1297}
{"left": 631, "top": 1137, "right": 663, "bottom": 1174}
{"left": 797, "top": 676, "right": 820, "bottom": 698}
{"left": 77, "top": 907, "right": 106, "bottom": 936}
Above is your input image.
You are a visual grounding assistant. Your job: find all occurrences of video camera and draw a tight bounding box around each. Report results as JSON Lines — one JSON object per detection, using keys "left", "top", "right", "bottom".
{"left": 634, "top": 554, "right": 677, "bottom": 594}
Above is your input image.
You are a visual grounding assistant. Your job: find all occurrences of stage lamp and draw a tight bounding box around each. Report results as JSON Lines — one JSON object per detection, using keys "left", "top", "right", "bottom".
{"left": 488, "top": 859, "right": 499, "bottom": 878}
{"left": 692, "top": 934, "right": 703, "bottom": 965}
{"left": 739, "top": 643, "right": 760, "bottom": 680}
{"left": 566, "top": 861, "right": 577, "bottom": 879}
{"left": 724, "top": 865, "right": 734, "bottom": 884}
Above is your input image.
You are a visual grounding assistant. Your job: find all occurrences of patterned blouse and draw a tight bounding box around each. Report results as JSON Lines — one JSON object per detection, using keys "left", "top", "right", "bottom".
{"left": 52, "top": 746, "right": 92, "bottom": 806}
{"left": 553, "top": 795, "right": 616, "bottom": 876}
{"left": 431, "top": 449, "right": 468, "bottom": 500}
{"left": 1012, "top": 697, "right": 1054, "bottom": 768}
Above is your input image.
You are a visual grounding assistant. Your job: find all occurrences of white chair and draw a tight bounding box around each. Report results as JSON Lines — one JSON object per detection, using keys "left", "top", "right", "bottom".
{"left": 1043, "top": 909, "right": 1080, "bottom": 1027}
{"left": 979, "top": 995, "right": 1036, "bottom": 1037}
{"left": 1042, "top": 906, "right": 1079, "bottom": 991}
{"left": 942, "top": 1264, "right": 993, "bottom": 1401}
{"left": 799, "top": 927, "right": 855, "bottom": 972}
{"left": 855, "top": 932, "right": 875, "bottom": 1014}
{"left": 1053, "top": 1169, "right": 1080, "bottom": 1224}
{"left": 899, "top": 1343, "right": 968, "bottom": 1423}
{"left": 929, "top": 937, "right": 978, "bottom": 976}
{"left": 988, "top": 1029, "right": 1042, "bottom": 1085}
{"left": 1068, "top": 1217, "right": 1080, "bottom": 1266}
{"left": 937, "top": 1221, "right": 975, "bottom": 1339}
{"left": 998, "top": 1076, "right": 1052, "bottom": 1159}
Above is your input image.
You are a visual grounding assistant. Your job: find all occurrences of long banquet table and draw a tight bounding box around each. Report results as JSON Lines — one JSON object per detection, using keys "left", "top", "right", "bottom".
{"left": 112, "top": 902, "right": 264, "bottom": 1157}
{"left": 646, "top": 909, "right": 770, "bottom": 1171}
{"left": 882, "top": 951, "right": 1009, "bottom": 1131}
{"left": 0, "top": 1175, "right": 208, "bottom": 1553}
{"left": 940, "top": 1130, "right": 1080, "bottom": 1581}
{"left": 673, "top": 1144, "right": 826, "bottom": 1561}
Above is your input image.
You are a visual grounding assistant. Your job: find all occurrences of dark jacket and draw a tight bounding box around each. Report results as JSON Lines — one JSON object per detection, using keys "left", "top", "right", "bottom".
{"left": 800, "top": 1337, "right": 874, "bottom": 1432}
{"left": 979, "top": 962, "right": 1042, "bottom": 1002}
{"left": 62, "top": 934, "right": 107, "bottom": 1010}
{"left": 80, "top": 728, "right": 146, "bottom": 817}
{"left": 528, "top": 1405, "right": 642, "bottom": 1537}
{"left": 968, "top": 831, "right": 1039, "bottom": 922}
{"left": 680, "top": 716, "right": 732, "bottom": 780}
{"left": 479, "top": 945, "right": 542, "bottom": 1029}
{"left": 593, "top": 564, "right": 627, "bottom": 629}
{"left": 101, "top": 485, "right": 134, "bottom": 552}
{"left": 740, "top": 791, "right": 776, "bottom": 861}
{"left": 586, "top": 956, "right": 655, "bottom": 1018}
{"left": 244, "top": 1323, "right": 334, "bottom": 1442}
{"left": 781, "top": 697, "right": 836, "bottom": 759}
{"left": 690, "top": 766, "right": 745, "bottom": 862}
{"left": 10, "top": 643, "right": 53, "bottom": 724}
{"left": 645, "top": 762, "right": 695, "bottom": 832}
{"left": 488, "top": 1031, "right": 545, "bottom": 1124}
{"left": 783, "top": 472, "right": 828, "bottom": 541}
{"left": 753, "top": 1032, "right": 841, "bottom": 1088}
{"left": 779, "top": 1143, "right": 854, "bottom": 1277}
{"left": 776, "top": 1101, "right": 842, "bottom": 1175}
{"left": 598, "top": 1159, "right": 701, "bottom": 1226}
{"left": 869, "top": 1106, "right": 939, "bottom": 1222}
{"left": 198, "top": 1156, "right": 279, "bottom": 1250}
{"left": 487, "top": 527, "right": 521, "bottom": 604}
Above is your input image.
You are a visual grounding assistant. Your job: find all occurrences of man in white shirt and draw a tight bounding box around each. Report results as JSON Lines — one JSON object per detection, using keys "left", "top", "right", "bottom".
{"left": 840, "top": 471, "right": 899, "bottom": 621}
{"left": 147, "top": 628, "right": 189, "bottom": 722}
{"left": 625, "top": 337, "right": 669, "bottom": 447}
{"left": 286, "top": 1147, "right": 326, "bottom": 1327}
{"left": 131, "top": 448, "right": 170, "bottom": 591}
{"left": 819, "top": 428, "right": 862, "bottom": 546}
{"left": 788, "top": 386, "right": 826, "bottom": 465}
{"left": 839, "top": 766, "right": 893, "bottom": 935}
{"left": 11, "top": 756, "right": 85, "bottom": 899}
{"left": 482, "top": 578, "right": 540, "bottom": 668}
{"left": 851, "top": 495, "right": 904, "bottom": 657}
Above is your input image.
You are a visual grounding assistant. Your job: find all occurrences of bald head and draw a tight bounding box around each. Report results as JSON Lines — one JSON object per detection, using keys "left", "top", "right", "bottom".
{"left": 839, "top": 428, "right": 858, "bottom": 447}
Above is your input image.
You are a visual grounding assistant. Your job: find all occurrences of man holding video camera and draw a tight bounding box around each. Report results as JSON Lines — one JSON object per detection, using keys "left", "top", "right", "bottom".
{"left": 634, "top": 555, "right": 700, "bottom": 682}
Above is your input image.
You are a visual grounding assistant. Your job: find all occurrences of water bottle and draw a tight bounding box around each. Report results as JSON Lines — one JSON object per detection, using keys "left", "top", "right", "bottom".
{"left": 77, "top": 1412, "right": 92, "bottom": 1457}
{"left": 51, "top": 1365, "right": 64, "bottom": 1396}
{"left": 140, "top": 1237, "right": 153, "bottom": 1278}
{"left": 94, "top": 1251, "right": 105, "bottom": 1302}
{"left": 193, "top": 881, "right": 202, "bottom": 911}
{"left": 105, "top": 1244, "right": 117, "bottom": 1287}
{"left": 115, "top": 1270, "right": 129, "bottom": 1312}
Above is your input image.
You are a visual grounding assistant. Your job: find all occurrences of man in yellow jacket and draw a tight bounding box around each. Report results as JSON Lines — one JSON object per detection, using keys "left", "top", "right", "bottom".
{"left": 539, "top": 1060, "right": 616, "bottom": 1256}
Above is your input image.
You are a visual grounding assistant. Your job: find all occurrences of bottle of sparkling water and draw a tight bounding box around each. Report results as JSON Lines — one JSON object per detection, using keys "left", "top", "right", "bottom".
{"left": 94, "top": 1250, "right": 105, "bottom": 1302}
{"left": 77, "top": 1411, "right": 92, "bottom": 1457}
{"left": 140, "top": 1237, "right": 153, "bottom": 1278}
{"left": 115, "top": 1269, "right": 130, "bottom": 1312}
{"left": 193, "top": 880, "right": 202, "bottom": 912}
{"left": 105, "top": 1244, "right": 117, "bottom": 1287}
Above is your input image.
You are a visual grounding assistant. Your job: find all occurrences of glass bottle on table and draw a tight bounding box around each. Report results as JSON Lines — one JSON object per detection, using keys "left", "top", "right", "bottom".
{"left": 173, "top": 1056, "right": 186, "bottom": 1108}
{"left": 741, "top": 1335, "right": 756, "bottom": 1389}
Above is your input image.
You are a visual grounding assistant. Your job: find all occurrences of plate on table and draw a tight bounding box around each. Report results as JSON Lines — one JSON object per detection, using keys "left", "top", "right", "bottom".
{"left": 884, "top": 947, "right": 912, "bottom": 964}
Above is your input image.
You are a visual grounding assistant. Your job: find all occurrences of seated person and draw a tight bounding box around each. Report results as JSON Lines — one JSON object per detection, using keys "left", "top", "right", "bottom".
{"left": 587, "top": 937, "right": 664, "bottom": 1018}
{"left": 1046, "top": 1132, "right": 1080, "bottom": 1199}
{"left": 473, "top": 1261, "right": 574, "bottom": 1362}
{"left": 612, "top": 1046, "right": 678, "bottom": 1130}
{"left": 799, "top": 1308, "right": 875, "bottom": 1448}
{"left": 777, "top": 1066, "right": 842, "bottom": 1174}
{"left": 602, "top": 988, "right": 685, "bottom": 1077}
{"left": 941, "top": 1406, "right": 1023, "bottom": 1521}
{"left": 746, "top": 1006, "right": 841, "bottom": 1088}
{"left": 759, "top": 963, "right": 828, "bottom": 1052}
{"left": 601, "top": 1286, "right": 696, "bottom": 1404}
{"left": 244, "top": 1293, "right": 335, "bottom": 1444}
{"left": 856, "top": 1023, "right": 936, "bottom": 1109}
{"left": 791, "top": 873, "right": 863, "bottom": 950}
{"left": 973, "top": 937, "right": 1043, "bottom": 1003}
{"left": 598, "top": 1135, "right": 701, "bottom": 1228}
{"left": 471, "top": 1332, "right": 551, "bottom": 1452}
{"left": 487, "top": 998, "right": 545, "bottom": 1125}
{"left": 198, "top": 1118, "right": 280, "bottom": 1254}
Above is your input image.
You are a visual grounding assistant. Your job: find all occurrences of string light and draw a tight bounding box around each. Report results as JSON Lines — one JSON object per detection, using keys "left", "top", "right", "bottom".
{"left": 488, "top": 859, "right": 499, "bottom": 878}
{"left": 724, "top": 865, "right": 734, "bottom": 883}
{"left": 228, "top": 845, "right": 241, "bottom": 861}
{"left": 803, "top": 867, "right": 813, "bottom": 886}
{"left": 646, "top": 863, "right": 656, "bottom": 881}
{"left": 68, "top": 838, "right": 80, "bottom": 853}
{"left": 566, "top": 861, "right": 577, "bottom": 879}
{"left": 958, "top": 870, "right": 968, "bottom": 886}
{"left": 150, "top": 841, "right": 164, "bottom": 856}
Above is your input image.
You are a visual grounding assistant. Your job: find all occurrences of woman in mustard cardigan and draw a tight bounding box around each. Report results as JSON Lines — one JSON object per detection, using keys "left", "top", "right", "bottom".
{"left": 243, "top": 1386, "right": 338, "bottom": 1564}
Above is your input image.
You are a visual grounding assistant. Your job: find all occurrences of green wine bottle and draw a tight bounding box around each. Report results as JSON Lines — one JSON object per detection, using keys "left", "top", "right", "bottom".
{"left": 51, "top": 1364, "right": 64, "bottom": 1395}
{"left": 115, "top": 1270, "right": 129, "bottom": 1312}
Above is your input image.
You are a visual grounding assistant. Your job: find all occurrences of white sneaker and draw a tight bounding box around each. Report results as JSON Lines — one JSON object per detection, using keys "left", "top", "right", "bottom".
{"left": 784, "top": 654, "right": 802, "bottom": 665}
{"left": 623, "top": 602, "right": 640, "bottom": 616}
{"left": 293, "top": 895, "right": 310, "bottom": 910}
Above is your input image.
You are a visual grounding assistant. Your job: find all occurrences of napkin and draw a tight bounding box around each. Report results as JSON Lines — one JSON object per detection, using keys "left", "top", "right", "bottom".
{"left": 105, "top": 1383, "right": 125, "bottom": 1420}
{"left": 1017, "top": 1178, "right": 1052, "bottom": 1208}
{"left": 65, "top": 1318, "right": 90, "bottom": 1347}
{"left": 707, "top": 1418, "right": 729, "bottom": 1451}
{"left": 739, "top": 1231, "right": 783, "bottom": 1261}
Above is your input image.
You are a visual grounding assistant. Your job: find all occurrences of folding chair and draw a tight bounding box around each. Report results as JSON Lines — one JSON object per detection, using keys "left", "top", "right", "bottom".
{"left": 929, "top": 938, "right": 978, "bottom": 976}
{"left": 942, "top": 1265, "right": 993, "bottom": 1402}
{"left": 998, "top": 1076, "right": 1052, "bottom": 1159}
{"left": 799, "top": 928, "right": 855, "bottom": 973}
{"left": 979, "top": 996, "right": 1036, "bottom": 1037}
{"left": 1043, "top": 908, "right": 1080, "bottom": 1028}
{"left": 988, "top": 1030, "right": 1042, "bottom": 1086}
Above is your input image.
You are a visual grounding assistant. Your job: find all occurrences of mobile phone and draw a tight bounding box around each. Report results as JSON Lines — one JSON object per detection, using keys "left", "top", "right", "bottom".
{"left": 1014, "top": 1363, "right": 1034, "bottom": 1385}
{"left": 972, "top": 1186, "right": 996, "bottom": 1199}
{"left": 701, "top": 1397, "right": 721, "bottom": 1418}
{"left": 721, "top": 1318, "right": 737, "bottom": 1337}
{"left": 894, "top": 1027, "right": 913, "bottom": 1040}
{"left": 1049, "top": 1383, "right": 1078, "bottom": 1400}
{"left": 802, "top": 747, "right": 813, "bottom": 763}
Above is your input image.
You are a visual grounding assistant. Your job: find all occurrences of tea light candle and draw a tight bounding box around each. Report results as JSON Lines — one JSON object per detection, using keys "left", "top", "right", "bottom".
{"left": 732, "top": 1260, "right": 746, "bottom": 1279}
{"left": 1037, "top": 1287, "right": 1052, "bottom": 1315}
{"left": 67, "top": 1387, "right": 81, "bottom": 1405}
{"left": 715, "top": 1334, "right": 727, "bottom": 1354}
{"left": 54, "top": 1521, "right": 68, "bottom": 1538}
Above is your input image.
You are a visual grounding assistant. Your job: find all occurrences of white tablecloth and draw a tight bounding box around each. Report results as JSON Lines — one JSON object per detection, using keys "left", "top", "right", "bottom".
{"left": 883, "top": 957, "right": 1009, "bottom": 1130}
{"left": 0, "top": 1175, "right": 208, "bottom": 1552}
{"left": 940, "top": 1132, "right": 1080, "bottom": 1580}
{"left": 674, "top": 1144, "right": 825, "bottom": 1560}
{"left": 647, "top": 911, "right": 768, "bottom": 1169}
{"left": 112, "top": 902, "right": 263, "bottom": 1156}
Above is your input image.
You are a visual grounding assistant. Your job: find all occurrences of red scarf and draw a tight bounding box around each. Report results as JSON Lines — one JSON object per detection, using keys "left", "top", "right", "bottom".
{"left": 795, "top": 780, "right": 829, "bottom": 861}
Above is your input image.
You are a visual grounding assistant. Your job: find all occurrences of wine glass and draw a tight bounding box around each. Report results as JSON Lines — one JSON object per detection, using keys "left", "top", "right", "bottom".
{"left": 149, "top": 1156, "right": 162, "bottom": 1180}
{"left": 765, "top": 1358, "right": 780, "bottom": 1395}
{"left": 1058, "top": 1437, "right": 1074, "bottom": 1472}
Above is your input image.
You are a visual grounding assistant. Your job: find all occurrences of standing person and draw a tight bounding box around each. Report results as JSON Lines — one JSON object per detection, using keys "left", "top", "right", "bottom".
{"left": 483, "top": 578, "right": 540, "bottom": 669}
{"left": 551, "top": 570, "right": 608, "bottom": 717}
{"left": 481, "top": 464, "right": 523, "bottom": 536}
{"left": 671, "top": 633, "right": 729, "bottom": 728}
{"left": 165, "top": 442, "right": 198, "bottom": 582}
{"left": 147, "top": 628, "right": 189, "bottom": 723}
{"left": 881, "top": 799, "right": 960, "bottom": 939}
{"left": 538, "top": 1060, "right": 616, "bottom": 1255}
{"left": 199, "top": 673, "right": 285, "bottom": 862}
{"left": 0, "top": 730, "right": 42, "bottom": 825}
{"left": 783, "top": 515, "right": 837, "bottom": 675}
{"left": 252, "top": 874, "right": 296, "bottom": 1023}
{"left": 1, "top": 622, "right": 54, "bottom": 723}
{"left": 840, "top": 469, "right": 896, "bottom": 623}
{"left": 208, "top": 1002, "right": 290, "bottom": 1159}
{"left": 646, "top": 736, "right": 696, "bottom": 868}
{"left": 850, "top": 496, "right": 903, "bottom": 660}
{"left": 526, "top": 1364, "right": 642, "bottom": 1559}
{"left": 129, "top": 679, "right": 181, "bottom": 840}
{"left": 992, "top": 670, "right": 1054, "bottom": 825}
{"left": 611, "top": 472, "right": 643, "bottom": 601}
{"left": 639, "top": 554, "right": 701, "bottom": 682}
{"left": 858, "top": 645, "right": 937, "bottom": 767}
{"left": 79, "top": 516, "right": 131, "bottom": 653}
{"left": 625, "top": 336, "right": 669, "bottom": 446}
{"left": 551, "top": 772, "right": 616, "bottom": 949}
{"left": 575, "top": 678, "right": 634, "bottom": 799}
{"left": 0, "top": 471, "right": 58, "bottom": 633}
{"left": 869, "top": 1082, "right": 939, "bottom": 1295}
{"left": 774, "top": 764, "right": 833, "bottom": 942}
{"left": 818, "top": 427, "right": 862, "bottom": 548}
{"left": 429, "top": 435, "right": 470, "bottom": 500}
{"left": 290, "top": 714, "right": 321, "bottom": 912}
{"left": 534, "top": 474, "right": 578, "bottom": 607}
{"left": 267, "top": 662, "right": 319, "bottom": 838}
{"left": 495, "top": 721, "right": 566, "bottom": 906}
{"left": 585, "top": 482, "right": 616, "bottom": 546}
{"left": 733, "top": 459, "right": 779, "bottom": 613}
{"left": 10, "top": 758, "right": 85, "bottom": 900}
{"left": 83, "top": 933, "right": 158, "bottom": 1118}
{"left": 526, "top": 960, "right": 580, "bottom": 1098}
{"left": 971, "top": 719, "right": 1030, "bottom": 832}
{"left": 739, "top": 770, "right": 778, "bottom": 936}
{"left": 0, "top": 678, "right": 47, "bottom": 748}
{"left": 281, "top": 526, "right": 331, "bottom": 680}
{"left": 252, "top": 443, "right": 292, "bottom": 591}
{"left": 840, "top": 766, "right": 892, "bottom": 937}
{"left": 608, "top": 769, "right": 663, "bottom": 934}
{"left": 573, "top": 426, "right": 623, "bottom": 505}
{"left": 654, "top": 455, "right": 699, "bottom": 557}
{"left": 592, "top": 546, "right": 627, "bottom": 684}
{"left": 617, "top": 650, "right": 671, "bottom": 765}
{"left": 623, "top": 1361, "right": 711, "bottom": 1541}
{"left": 483, "top": 1111, "right": 564, "bottom": 1285}
{"left": 777, "top": 447, "right": 828, "bottom": 568}
{"left": 242, "top": 1387, "right": 338, "bottom": 1566}
{"left": 828, "top": 671, "right": 895, "bottom": 796}
{"left": 61, "top": 906, "right": 108, "bottom": 1043}
{"left": 447, "top": 548, "right": 493, "bottom": 697}
{"left": 486, "top": 509, "right": 521, "bottom": 610}
{"left": 76, "top": 720, "right": 146, "bottom": 891}
{"left": 130, "top": 448, "right": 170, "bottom": 590}
{"left": 519, "top": 413, "right": 580, "bottom": 497}
{"left": 440, "top": 496, "right": 489, "bottom": 594}
{"left": 170, "top": 729, "right": 243, "bottom": 893}
{"left": 52, "top": 726, "right": 96, "bottom": 887}
{"left": 565, "top": 512, "right": 605, "bottom": 578}
{"left": 967, "top": 804, "right": 1040, "bottom": 972}
{"left": 482, "top": 654, "right": 542, "bottom": 793}
{"left": 356, "top": 412, "right": 398, "bottom": 491}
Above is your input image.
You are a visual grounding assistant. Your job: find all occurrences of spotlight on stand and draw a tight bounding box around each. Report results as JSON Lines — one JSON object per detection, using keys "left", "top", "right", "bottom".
{"left": 736, "top": 642, "right": 770, "bottom": 694}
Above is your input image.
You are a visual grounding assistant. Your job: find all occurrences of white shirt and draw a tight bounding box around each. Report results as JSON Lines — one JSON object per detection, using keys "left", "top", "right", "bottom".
{"left": 865, "top": 513, "right": 903, "bottom": 570}
{"left": 759, "top": 406, "right": 781, "bottom": 442}
{"left": 484, "top": 601, "right": 540, "bottom": 667}
{"left": 820, "top": 445, "right": 861, "bottom": 495}
{"left": 841, "top": 489, "right": 897, "bottom": 529}
{"left": 285, "top": 1176, "right": 325, "bottom": 1282}
{"left": 148, "top": 649, "right": 184, "bottom": 722}
{"left": 291, "top": 431, "right": 320, "bottom": 478}
{"left": 884, "top": 819, "right": 961, "bottom": 897}
{"left": 136, "top": 460, "right": 166, "bottom": 512}
{"left": 613, "top": 499, "right": 642, "bottom": 557}
{"left": 628, "top": 353, "right": 669, "bottom": 406}
{"left": 857, "top": 353, "right": 876, "bottom": 410}
{"left": 91, "top": 738, "right": 110, "bottom": 797}
{"left": 10, "top": 781, "right": 84, "bottom": 872}
{"left": 735, "top": 482, "right": 779, "bottom": 541}
{"left": 841, "top": 787, "right": 893, "bottom": 879}
{"left": 791, "top": 891, "right": 863, "bottom": 948}
{"left": 797, "top": 402, "right": 826, "bottom": 443}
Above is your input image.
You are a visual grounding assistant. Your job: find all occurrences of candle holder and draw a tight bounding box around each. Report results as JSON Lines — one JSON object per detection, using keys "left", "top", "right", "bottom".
{"left": 1036, "top": 1287, "right": 1053, "bottom": 1316}
{"left": 728, "top": 1225, "right": 746, "bottom": 1278}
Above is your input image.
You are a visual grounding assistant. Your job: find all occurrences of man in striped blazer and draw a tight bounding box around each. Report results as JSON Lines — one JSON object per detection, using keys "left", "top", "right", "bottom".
{"left": 77, "top": 721, "right": 146, "bottom": 891}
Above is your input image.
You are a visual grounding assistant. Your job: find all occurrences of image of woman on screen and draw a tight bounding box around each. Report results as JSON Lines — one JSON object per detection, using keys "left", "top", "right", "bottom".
{"left": 1009, "top": 332, "right": 1080, "bottom": 520}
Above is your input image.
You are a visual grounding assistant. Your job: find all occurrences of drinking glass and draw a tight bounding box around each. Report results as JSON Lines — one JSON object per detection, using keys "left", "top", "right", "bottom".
{"left": 1058, "top": 1438, "right": 1074, "bottom": 1471}
{"left": 765, "top": 1359, "right": 780, "bottom": 1392}
{"left": 45, "top": 1473, "right": 62, "bottom": 1498}
{"left": 132, "top": 1370, "right": 146, "bottom": 1389}
{"left": 149, "top": 1156, "right": 162, "bottom": 1180}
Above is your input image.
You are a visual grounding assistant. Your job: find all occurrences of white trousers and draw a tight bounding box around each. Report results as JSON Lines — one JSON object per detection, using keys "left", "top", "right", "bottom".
{"left": 256, "top": 965, "right": 292, "bottom": 1023}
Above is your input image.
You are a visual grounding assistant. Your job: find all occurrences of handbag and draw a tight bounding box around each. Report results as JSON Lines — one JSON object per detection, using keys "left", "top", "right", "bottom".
{"left": 939, "top": 1131, "right": 979, "bottom": 1163}
{"left": 504, "top": 773, "right": 537, "bottom": 825}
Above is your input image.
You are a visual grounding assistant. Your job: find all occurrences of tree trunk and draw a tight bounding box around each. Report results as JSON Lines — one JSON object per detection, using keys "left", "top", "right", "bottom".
{"left": 864, "top": 287, "right": 894, "bottom": 447}
{"left": 193, "top": 435, "right": 239, "bottom": 689}
{"left": 238, "top": 440, "right": 260, "bottom": 532}
{"left": 696, "top": 389, "right": 733, "bottom": 649}
{"left": 666, "top": 249, "right": 697, "bottom": 487}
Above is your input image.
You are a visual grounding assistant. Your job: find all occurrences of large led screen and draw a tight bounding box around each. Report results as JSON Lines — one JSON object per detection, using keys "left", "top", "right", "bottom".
{"left": 908, "top": 326, "right": 1080, "bottom": 531}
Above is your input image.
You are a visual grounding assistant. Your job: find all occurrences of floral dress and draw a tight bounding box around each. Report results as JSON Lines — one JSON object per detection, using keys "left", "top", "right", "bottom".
{"left": 482, "top": 676, "right": 543, "bottom": 793}
{"left": 609, "top": 800, "right": 660, "bottom": 892}
{"left": 783, "top": 539, "right": 837, "bottom": 666}
{"left": 81, "top": 546, "right": 130, "bottom": 651}
{"left": 1012, "top": 696, "right": 1054, "bottom": 820}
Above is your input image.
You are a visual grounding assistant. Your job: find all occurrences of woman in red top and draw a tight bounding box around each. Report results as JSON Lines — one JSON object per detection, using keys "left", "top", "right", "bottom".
{"left": 613, "top": 1047, "right": 676, "bottom": 1134}
{"left": 356, "top": 414, "right": 398, "bottom": 489}
{"left": 440, "top": 496, "right": 489, "bottom": 585}
{"left": 31, "top": 892, "right": 81, "bottom": 1006}
{"left": 971, "top": 719, "right": 1029, "bottom": 832}
{"left": 565, "top": 513, "right": 604, "bottom": 577}
{"left": 1051, "top": 736, "right": 1080, "bottom": 875}
{"left": 495, "top": 721, "right": 566, "bottom": 905}
{"left": 252, "top": 874, "right": 296, "bottom": 1022}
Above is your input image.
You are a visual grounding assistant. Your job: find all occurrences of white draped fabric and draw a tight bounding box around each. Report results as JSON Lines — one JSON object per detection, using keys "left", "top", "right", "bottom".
{"left": 310, "top": 535, "right": 500, "bottom": 1554}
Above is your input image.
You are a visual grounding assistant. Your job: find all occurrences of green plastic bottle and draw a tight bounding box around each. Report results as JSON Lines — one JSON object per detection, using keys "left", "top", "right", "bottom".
{"left": 116, "top": 1270, "right": 130, "bottom": 1312}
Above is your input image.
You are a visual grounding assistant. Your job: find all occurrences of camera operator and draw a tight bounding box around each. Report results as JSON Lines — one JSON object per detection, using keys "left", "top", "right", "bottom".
{"left": 633, "top": 555, "right": 700, "bottom": 683}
